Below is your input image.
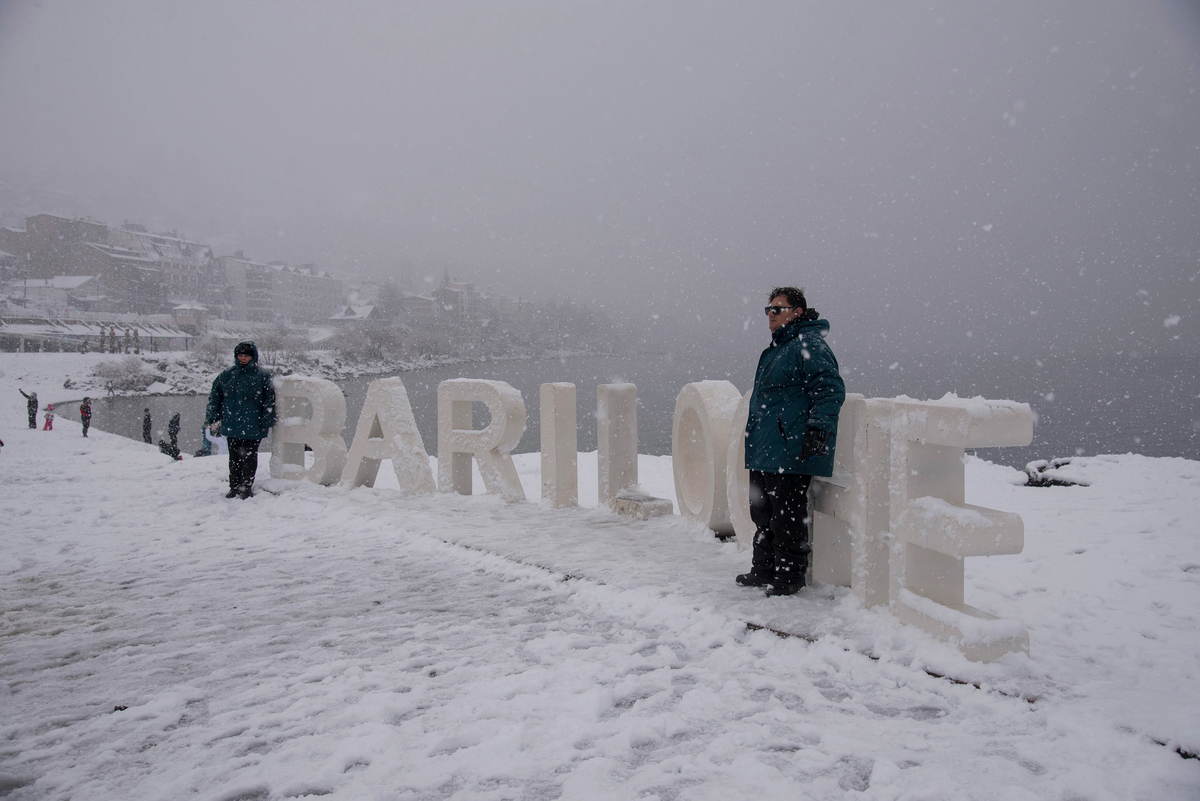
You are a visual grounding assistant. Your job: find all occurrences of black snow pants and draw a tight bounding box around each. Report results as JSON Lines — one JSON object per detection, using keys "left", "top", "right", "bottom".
{"left": 748, "top": 470, "right": 813, "bottom": 587}
{"left": 227, "top": 438, "right": 262, "bottom": 490}
{"left": 27, "top": 404, "right": 37, "bottom": 429}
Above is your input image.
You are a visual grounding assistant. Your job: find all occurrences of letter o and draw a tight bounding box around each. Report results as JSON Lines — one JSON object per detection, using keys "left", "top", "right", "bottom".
{"left": 671, "top": 380, "right": 742, "bottom": 534}
{"left": 725, "top": 390, "right": 755, "bottom": 546}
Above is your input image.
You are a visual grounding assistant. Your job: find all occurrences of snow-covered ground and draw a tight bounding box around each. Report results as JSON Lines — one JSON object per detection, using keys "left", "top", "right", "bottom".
{"left": 2, "top": 354, "right": 1199, "bottom": 800}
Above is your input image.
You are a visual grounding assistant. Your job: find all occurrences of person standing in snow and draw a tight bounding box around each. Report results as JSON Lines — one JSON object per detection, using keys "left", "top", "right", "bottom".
{"left": 20, "top": 389, "right": 38, "bottom": 428}
{"left": 159, "top": 412, "right": 183, "bottom": 460}
{"left": 43, "top": 404, "right": 55, "bottom": 431}
{"left": 737, "top": 287, "right": 845, "bottom": 597}
{"left": 142, "top": 408, "right": 152, "bottom": 444}
{"left": 80, "top": 397, "right": 92, "bottom": 438}
{"left": 205, "top": 341, "right": 276, "bottom": 499}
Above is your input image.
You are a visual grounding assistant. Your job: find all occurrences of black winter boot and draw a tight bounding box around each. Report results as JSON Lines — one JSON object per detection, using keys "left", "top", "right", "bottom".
{"left": 737, "top": 538, "right": 775, "bottom": 587}
{"left": 736, "top": 571, "right": 772, "bottom": 587}
{"left": 766, "top": 559, "right": 806, "bottom": 597}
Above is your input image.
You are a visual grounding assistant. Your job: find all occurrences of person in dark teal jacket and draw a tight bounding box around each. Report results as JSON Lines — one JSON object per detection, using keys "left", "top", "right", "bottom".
{"left": 737, "top": 287, "right": 845, "bottom": 596}
{"left": 205, "top": 341, "right": 276, "bottom": 499}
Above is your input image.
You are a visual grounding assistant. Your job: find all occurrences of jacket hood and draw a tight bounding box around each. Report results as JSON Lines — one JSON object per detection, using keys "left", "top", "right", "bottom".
{"left": 233, "top": 341, "right": 260, "bottom": 364}
{"left": 772, "top": 316, "right": 830, "bottom": 345}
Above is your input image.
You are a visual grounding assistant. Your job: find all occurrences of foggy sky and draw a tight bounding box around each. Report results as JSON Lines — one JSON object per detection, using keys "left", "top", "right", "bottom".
{"left": 1, "top": 0, "right": 1197, "bottom": 359}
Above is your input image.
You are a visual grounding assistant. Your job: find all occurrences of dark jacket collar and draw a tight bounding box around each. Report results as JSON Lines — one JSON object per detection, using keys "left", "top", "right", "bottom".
{"left": 771, "top": 316, "right": 829, "bottom": 346}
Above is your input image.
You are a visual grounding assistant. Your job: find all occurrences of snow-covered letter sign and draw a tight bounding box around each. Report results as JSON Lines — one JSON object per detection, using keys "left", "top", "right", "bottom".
{"left": 672, "top": 380, "right": 742, "bottom": 535}
{"left": 540, "top": 382, "right": 578, "bottom": 508}
{"left": 888, "top": 396, "right": 1033, "bottom": 662}
{"left": 341, "top": 377, "right": 435, "bottom": 494}
{"left": 269, "top": 376, "right": 349, "bottom": 486}
{"left": 437, "top": 379, "right": 527, "bottom": 502}
{"left": 725, "top": 390, "right": 755, "bottom": 547}
{"left": 596, "top": 383, "right": 638, "bottom": 505}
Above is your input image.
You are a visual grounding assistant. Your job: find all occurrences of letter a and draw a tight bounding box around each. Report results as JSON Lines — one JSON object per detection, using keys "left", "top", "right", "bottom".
{"left": 342, "top": 377, "right": 436, "bottom": 494}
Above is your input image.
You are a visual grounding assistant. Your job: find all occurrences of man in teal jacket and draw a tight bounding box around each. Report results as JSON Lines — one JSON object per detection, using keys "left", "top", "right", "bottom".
{"left": 205, "top": 341, "right": 276, "bottom": 499}
{"left": 738, "top": 287, "right": 845, "bottom": 596}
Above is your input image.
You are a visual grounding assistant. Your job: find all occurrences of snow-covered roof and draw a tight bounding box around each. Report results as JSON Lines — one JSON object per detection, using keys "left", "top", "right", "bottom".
{"left": 222, "top": 255, "right": 271, "bottom": 269}
{"left": 50, "top": 276, "right": 96, "bottom": 289}
{"left": 0, "top": 317, "right": 194, "bottom": 338}
{"left": 329, "top": 304, "right": 376, "bottom": 321}
{"left": 202, "top": 319, "right": 276, "bottom": 338}
{"left": 3, "top": 276, "right": 96, "bottom": 291}
{"left": 84, "top": 242, "right": 159, "bottom": 263}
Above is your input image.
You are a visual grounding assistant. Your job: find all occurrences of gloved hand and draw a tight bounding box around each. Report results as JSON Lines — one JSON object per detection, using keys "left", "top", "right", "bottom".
{"left": 208, "top": 421, "right": 221, "bottom": 436}
{"left": 800, "top": 428, "right": 830, "bottom": 461}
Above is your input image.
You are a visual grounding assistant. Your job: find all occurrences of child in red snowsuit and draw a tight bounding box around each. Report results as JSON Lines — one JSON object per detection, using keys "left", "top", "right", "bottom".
{"left": 43, "top": 404, "right": 54, "bottom": 431}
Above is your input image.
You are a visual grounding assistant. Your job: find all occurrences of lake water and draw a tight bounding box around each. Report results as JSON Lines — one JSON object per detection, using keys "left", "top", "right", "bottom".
{"left": 53, "top": 351, "right": 1200, "bottom": 468}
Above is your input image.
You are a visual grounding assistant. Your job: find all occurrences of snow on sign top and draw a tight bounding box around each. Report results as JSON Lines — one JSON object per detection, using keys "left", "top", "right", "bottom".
{"left": 897, "top": 391, "right": 1031, "bottom": 418}
{"left": 689, "top": 379, "right": 744, "bottom": 423}
{"left": 891, "top": 393, "right": 1033, "bottom": 448}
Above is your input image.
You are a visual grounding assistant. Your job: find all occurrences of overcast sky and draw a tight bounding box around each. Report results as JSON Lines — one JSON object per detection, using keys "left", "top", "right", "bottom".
{"left": 1, "top": 0, "right": 1197, "bottom": 358}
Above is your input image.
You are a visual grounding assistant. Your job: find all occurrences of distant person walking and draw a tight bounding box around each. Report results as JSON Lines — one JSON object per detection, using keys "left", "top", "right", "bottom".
{"left": 142, "top": 408, "right": 152, "bottom": 444}
{"left": 157, "top": 412, "right": 182, "bottom": 460}
{"left": 43, "top": 404, "right": 54, "bottom": 431}
{"left": 19, "top": 389, "right": 38, "bottom": 428}
{"left": 80, "top": 397, "right": 92, "bottom": 438}
{"left": 205, "top": 341, "right": 276, "bottom": 499}
{"left": 737, "top": 287, "right": 845, "bottom": 597}
{"left": 158, "top": 412, "right": 182, "bottom": 460}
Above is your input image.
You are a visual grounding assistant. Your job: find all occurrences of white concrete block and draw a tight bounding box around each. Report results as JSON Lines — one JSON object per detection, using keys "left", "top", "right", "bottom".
{"left": 725, "top": 390, "right": 755, "bottom": 547}
{"left": 597, "top": 383, "right": 638, "bottom": 504}
{"left": 268, "top": 376, "right": 349, "bottom": 486}
{"left": 341, "top": 377, "right": 435, "bottom": 495}
{"left": 854, "top": 399, "right": 896, "bottom": 609}
{"left": 894, "top": 589, "right": 1031, "bottom": 664}
{"left": 437, "top": 379, "right": 527, "bottom": 502}
{"left": 811, "top": 510, "right": 852, "bottom": 587}
{"left": 610, "top": 491, "right": 674, "bottom": 520}
{"left": 894, "top": 499, "right": 1024, "bottom": 558}
{"left": 811, "top": 396, "right": 891, "bottom": 607}
{"left": 540, "top": 382, "right": 578, "bottom": 508}
{"left": 810, "top": 393, "right": 860, "bottom": 589}
{"left": 891, "top": 394, "right": 1034, "bottom": 449}
{"left": 887, "top": 396, "right": 1033, "bottom": 661}
{"left": 671, "top": 380, "right": 742, "bottom": 535}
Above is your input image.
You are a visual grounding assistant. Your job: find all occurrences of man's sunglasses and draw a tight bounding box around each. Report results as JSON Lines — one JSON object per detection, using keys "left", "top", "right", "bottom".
{"left": 764, "top": 305, "right": 797, "bottom": 316}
